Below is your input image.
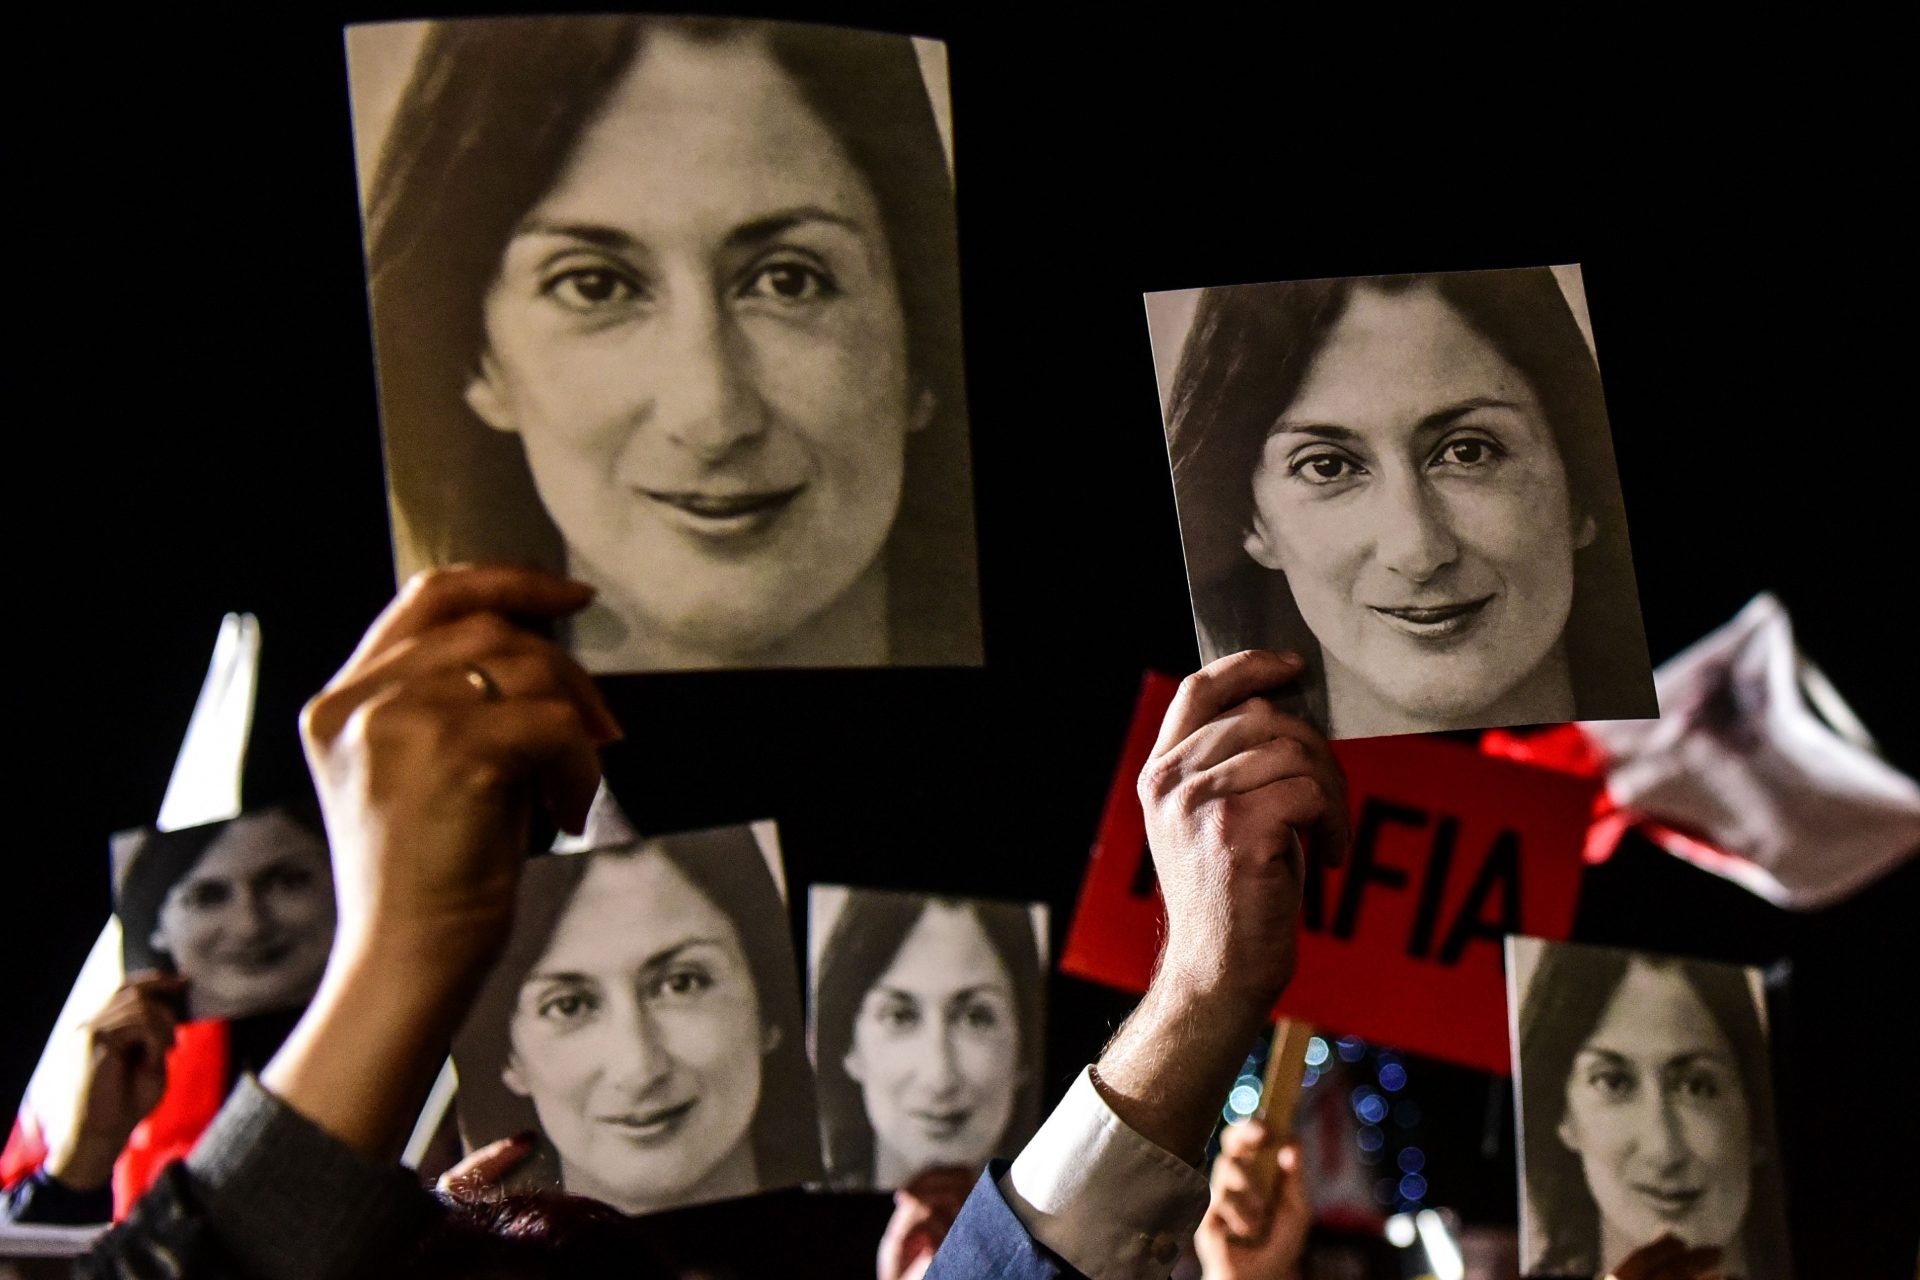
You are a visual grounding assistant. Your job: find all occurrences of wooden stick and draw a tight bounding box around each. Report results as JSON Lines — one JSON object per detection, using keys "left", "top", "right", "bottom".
{"left": 1256, "top": 1018, "right": 1316, "bottom": 1137}
{"left": 1241, "top": 1018, "right": 1315, "bottom": 1207}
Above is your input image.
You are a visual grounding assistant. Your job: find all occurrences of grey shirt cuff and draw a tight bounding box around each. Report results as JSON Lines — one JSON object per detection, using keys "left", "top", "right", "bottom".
{"left": 184, "top": 1074, "right": 436, "bottom": 1280}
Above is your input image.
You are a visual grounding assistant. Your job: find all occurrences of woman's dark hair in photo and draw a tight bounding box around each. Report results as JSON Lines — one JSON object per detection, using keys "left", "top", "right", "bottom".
{"left": 112, "top": 804, "right": 326, "bottom": 974}
{"left": 1517, "top": 947, "right": 1791, "bottom": 1274}
{"left": 365, "top": 16, "right": 976, "bottom": 662}
{"left": 811, "top": 892, "right": 1045, "bottom": 1186}
{"left": 453, "top": 826, "right": 819, "bottom": 1197}
{"left": 1163, "top": 268, "right": 1650, "bottom": 723}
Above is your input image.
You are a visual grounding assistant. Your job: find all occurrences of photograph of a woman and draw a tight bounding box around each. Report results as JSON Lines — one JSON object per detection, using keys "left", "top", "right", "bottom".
{"left": 1146, "top": 266, "right": 1655, "bottom": 739}
{"left": 112, "top": 809, "right": 337, "bottom": 1022}
{"left": 452, "top": 825, "right": 819, "bottom": 1216}
{"left": 1508, "top": 937, "right": 1790, "bottom": 1280}
{"left": 346, "top": 16, "right": 981, "bottom": 672}
{"left": 808, "top": 886, "right": 1046, "bottom": 1190}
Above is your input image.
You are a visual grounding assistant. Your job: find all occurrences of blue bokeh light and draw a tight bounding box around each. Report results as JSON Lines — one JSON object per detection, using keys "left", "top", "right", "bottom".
{"left": 1398, "top": 1173, "right": 1428, "bottom": 1201}
{"left": 1377, "top": 1062, "right": 1408, "bottom": 1092}
{"left": 1305, "top": 1036, "right": 1330, "bottom": 1067}
{"left": 1397, "top": 1147, "right": 1425, "bottom": 1174}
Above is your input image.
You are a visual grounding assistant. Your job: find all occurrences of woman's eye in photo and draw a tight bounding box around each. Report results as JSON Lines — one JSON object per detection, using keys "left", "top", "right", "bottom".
{"left": 180, "top": 880, "right": 234, "bottom": 911}
{"left": 1586, "top": 1066, "right": 1636, "bottom": 1100}
{"left": 739, "top": 260, "right": 838, "bottom": 304}
{"left": 543, "top": 266, "right": 642, "bottom": 312}
{"left": 260, "top": 865, "right": 315, "bottom": 893}
{"left": 651, "top": 966, "right": 714, "bottom": 999}
{"left": 873, "top": 1000, "right": 921, "bottom": 1033}
{"left": 956, "top": 1001, "right": 1002, "bottom": 1033}
{"left": 1670, "top": 1068, "right": 1724, "bottom": 1102}
{"left": 1429, "top": 435, "right": 1505, "bottom": 469}
{"left": 1289, "top": 451, "right": 1364, "bottom": 485}
{"left": 536, "top": 989, "right": 600, "bottom": 1023}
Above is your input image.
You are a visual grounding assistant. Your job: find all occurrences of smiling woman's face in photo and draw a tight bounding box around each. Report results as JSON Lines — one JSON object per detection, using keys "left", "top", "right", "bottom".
{"left": 843, "top": 903, "right": 1021, "bottom": 1185}
{"left": 463, "top": 28, "right": 927, "bottom": 666}
{"left": 503, "top": 852, "right": 770, "bottom": 1214}
{"left": 1558, "top": 961, "right": 1754, "bottom": 1266}
{"left": 1242, "top": 282, "right": 1593, "bottom": 735}
{"left": 150, "top": 812, "right": 335, "bottom": 1021}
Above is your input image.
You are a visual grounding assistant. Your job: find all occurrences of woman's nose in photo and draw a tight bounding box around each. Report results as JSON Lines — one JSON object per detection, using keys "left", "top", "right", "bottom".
{"left": 226, "top": 885, "right": 278, "bottom": 946}
{"left": 1632, "top": 1089, "right": 1698, "bottom": 1175}
{"left": 911, "top": 1022, "right": 965, "bottom": 1100}
{"left": 652, "top": 294, "right": 771, "bottom": 464}
{"left": 604, "top": 995, "right": 678, "bottom": 1097}
{"left": 1371, "top": 473, "right": 1460, "bottom": 584}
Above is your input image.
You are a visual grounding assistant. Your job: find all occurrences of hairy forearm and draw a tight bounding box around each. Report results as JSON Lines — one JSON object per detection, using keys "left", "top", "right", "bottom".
{"left": 1091, "top": 972, "right": 1271, "bottom": 1167}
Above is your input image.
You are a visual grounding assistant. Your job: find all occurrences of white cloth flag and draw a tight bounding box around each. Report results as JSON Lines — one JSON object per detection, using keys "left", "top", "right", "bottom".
{"left": 1584, "top": 594, "right": 1920, "bottom": 909}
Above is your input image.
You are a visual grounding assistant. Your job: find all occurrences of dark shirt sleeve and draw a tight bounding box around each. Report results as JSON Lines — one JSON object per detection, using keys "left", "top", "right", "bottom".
{"left": 80, "top": 1075, "right": 441, "bottom": 1280}
{"left": 924, "top": 1161, "right": 1084, "bottom": 1280}
{"left": 1, "top": 1166, "right": 113, "bottom": 1225}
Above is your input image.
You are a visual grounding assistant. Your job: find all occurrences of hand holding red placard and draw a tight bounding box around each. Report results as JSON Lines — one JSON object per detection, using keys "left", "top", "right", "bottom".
{"left": 1064, "top": 673, "right": 1595, "bottom": 1074}
{"left": 1135, "top": 650, "right": 1348, "bottom": 1015}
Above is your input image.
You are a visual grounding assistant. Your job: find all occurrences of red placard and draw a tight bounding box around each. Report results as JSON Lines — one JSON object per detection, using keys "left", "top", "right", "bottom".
{"left": 1061, "top": 673, "right": 1596, "bottom": 1074}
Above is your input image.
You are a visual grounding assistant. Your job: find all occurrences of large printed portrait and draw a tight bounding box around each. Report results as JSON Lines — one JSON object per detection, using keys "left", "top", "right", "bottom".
{"left": 1146, "top": 265, "right": 1655, "bottom": 739}
{"left": 345, "top": 16, "right": 981, "bottom": 673}
{"left": 451, "top": 824, "right": 820, "bottom": 1215}
{"left": 1507, "top": 937, "right": 1790, "bottom": 1280}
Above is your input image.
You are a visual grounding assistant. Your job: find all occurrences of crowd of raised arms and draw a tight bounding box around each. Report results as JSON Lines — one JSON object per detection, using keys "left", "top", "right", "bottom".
{"left": 0, "top": 566, "right": 1729, "bottom": 1280}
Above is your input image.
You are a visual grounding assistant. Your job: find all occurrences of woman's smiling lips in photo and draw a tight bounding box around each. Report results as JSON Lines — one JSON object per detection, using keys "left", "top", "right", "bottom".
{"left": 215, "top": 940, "right": 296, "bottom": 973}
{"left": 908, "top": 1105, "right": 974, "bottom": 1141}
{"left": 1367, "top": 593, "right": 1495, "bottom": 641}
{"left": 597, "top": 1096, "right": 701, "bottom": 1146}
{"left": 1632, "top": 1180, "right": 1706, "bottom": 1221}
{"left": 637, "top": 482, "right": 808, "bottom": 543}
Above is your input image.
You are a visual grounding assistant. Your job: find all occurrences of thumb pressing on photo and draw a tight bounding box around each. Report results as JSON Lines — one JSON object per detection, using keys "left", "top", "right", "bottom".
{"left": 436, "top": 1132, "right": 539, "bottom": 1202}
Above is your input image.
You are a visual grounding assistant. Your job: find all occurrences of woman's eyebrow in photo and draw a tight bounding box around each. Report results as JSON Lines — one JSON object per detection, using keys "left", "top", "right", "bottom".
{"left": 1271, "top": 396, "right": 1524, "bottom": 440}
{"left": 636, "top": 937, "right": 734, "bottom": 974}
{"left": 1269, "top": 420, "right": 1361, "bottom": 441}
{"left": 512, "top": 220, "right": 643, "bottom": 251}
{"left": 941, "top": 984, "right": 1008, "bottom": 1007}
{"left": 1658, "top": 1051, "right": 1737, "bottom": 1071}
{"left": 725, "top": 206, "right": 866, "bottom": 249}
{"left": 1572, "top": 1045, "right": 1635, "bottom": 1065}
{"left": 1409, "top": 397, "right": 1525, "bottom": 435}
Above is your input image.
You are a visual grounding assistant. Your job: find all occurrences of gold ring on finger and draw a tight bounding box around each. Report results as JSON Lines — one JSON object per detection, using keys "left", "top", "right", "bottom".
{"left": 462, "top": 661, "right": 503, "bottom": 703}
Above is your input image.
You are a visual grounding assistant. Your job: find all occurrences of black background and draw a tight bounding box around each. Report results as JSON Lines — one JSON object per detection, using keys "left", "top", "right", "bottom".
{"left": 6, "top": 7, "right": 1914, "bottom": 1276}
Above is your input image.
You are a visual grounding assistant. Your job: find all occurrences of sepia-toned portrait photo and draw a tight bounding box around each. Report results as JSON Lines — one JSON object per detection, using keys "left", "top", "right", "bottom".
{"left": 808, "top": 885, "right": 1046, "bottom": 1190}
{"left": 1508, "top": 937, "right": 1790, "bottom": 1280}
{"left": 451, "top": 824, "right": 820, "bottom": 1216}
{"left": 112, "top": 810, "right": 337, "bottom": 1022}
{"left": 345, "top": 16, "right": 981, "bottom": 674}
{"left": 1146, "top": 265, "right": 1656, "bottom": 740}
